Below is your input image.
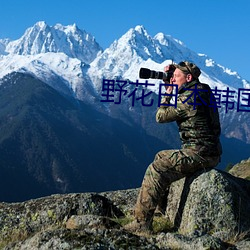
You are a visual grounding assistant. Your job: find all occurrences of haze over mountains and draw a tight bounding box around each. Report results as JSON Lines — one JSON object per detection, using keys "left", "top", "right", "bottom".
{"left": 0, "top": 21, "right": 249, "bottom": 201}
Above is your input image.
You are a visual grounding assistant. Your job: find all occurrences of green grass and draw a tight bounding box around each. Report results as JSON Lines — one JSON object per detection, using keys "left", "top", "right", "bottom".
{"left": 152, "top": 216, "right": 174, "bottom": 234}
{"left": 113, "top": 214, "right": 174, "bottom": 234}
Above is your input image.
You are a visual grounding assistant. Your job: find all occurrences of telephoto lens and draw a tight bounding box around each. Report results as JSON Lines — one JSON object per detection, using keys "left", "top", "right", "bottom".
{"left": 139, "top": 65, "right": 176, "bottom": 82}
{"left": 139, "top": 68, "right": 166, "bottom": 80}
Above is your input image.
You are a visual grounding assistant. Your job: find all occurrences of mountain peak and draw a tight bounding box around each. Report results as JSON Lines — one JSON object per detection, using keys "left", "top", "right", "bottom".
{"left": 89, "top": 25, "right": 170, "bottom": 81}
{"left": 54, "top": 23, "right": 79, "bottom": 34}
{"left": 34, "top": 21, "right": 48, "bottom": 29}
{"left": 125, "top": 25, "right": 150, "bottom": 40}
{"left": 5, "top": 21, "right": 102, "bottom": 64}
{"left": 134, "top": 25, "right": 147, "bottom": 34}
{"left": 154, "top": 32, "right": 185, "bottom": 48}
{"left": 113, "top": 25, "right": 161, "bottom": 59}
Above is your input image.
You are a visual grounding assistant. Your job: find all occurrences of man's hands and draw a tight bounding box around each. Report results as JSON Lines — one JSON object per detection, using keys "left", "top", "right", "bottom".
{"left": 163, "top": 65, "right": 175, "bottom": 94}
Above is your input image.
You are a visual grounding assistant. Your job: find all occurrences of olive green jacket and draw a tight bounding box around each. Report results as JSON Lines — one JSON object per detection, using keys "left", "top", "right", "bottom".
{"left": 156, "top": 80, "right": 222, "bottom": 157}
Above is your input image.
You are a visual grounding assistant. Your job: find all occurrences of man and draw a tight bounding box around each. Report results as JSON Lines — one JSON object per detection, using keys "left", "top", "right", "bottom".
{"left": 124, "top": 61, "right": 222, "bottom": 233}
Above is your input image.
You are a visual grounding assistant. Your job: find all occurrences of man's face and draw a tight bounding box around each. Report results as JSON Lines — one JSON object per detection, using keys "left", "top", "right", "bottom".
{"left": 172, "top": 68, "right": 188, "bottom": 88}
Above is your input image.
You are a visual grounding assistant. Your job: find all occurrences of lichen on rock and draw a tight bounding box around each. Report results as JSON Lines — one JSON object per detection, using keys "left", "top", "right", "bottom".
{"left": 165, "top": 169, "right": 250, "bottom": 241}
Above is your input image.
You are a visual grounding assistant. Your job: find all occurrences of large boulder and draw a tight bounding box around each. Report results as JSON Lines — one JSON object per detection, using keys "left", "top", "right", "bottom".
{"left": 165, "top": 168, "right": 250, "bottom": 241}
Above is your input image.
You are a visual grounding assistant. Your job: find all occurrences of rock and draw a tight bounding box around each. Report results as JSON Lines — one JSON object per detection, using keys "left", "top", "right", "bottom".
{"left": 100, "top": 188, "right": 140, "bottom": 215}
{"left": 229, "top": 158, "right": 250, "bottom": 180}
{"left": 156, "top": 232, "right": 228, "bottom": 250}
{"left": 65, "top": 214, "right": 120, "bottom": 230}
{"left": 0, "top": 193, "right": 124, "bottom": 248}
{"left": 4, "top": 228, "right": 161, "bottom": 250}
{"left": 235, "top": 239, "right": 250, "bottom": 250}
{"left": 1, "top": 168, "right": 250, "bottom": 249}
{"left": 165, "top": 169, "right": 250, "bottom": 241}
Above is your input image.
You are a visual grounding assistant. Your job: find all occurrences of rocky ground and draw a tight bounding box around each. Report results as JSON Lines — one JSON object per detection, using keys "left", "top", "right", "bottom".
{"left": 0, "top": 168, "right": 250, "bottom": 249}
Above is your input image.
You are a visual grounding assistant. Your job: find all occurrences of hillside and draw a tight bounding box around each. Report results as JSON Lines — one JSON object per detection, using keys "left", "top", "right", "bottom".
{"left": 0, "top": 72, "right": 169, "bottom": 202}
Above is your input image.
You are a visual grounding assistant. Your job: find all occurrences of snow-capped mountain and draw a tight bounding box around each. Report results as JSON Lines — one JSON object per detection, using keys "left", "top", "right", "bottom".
{"left": 89, "top": 25, "right": 249, "bottom": 94}
{"left": 4, "top": 21, "right": 102, "bottom": 64}
{"left": 0, "top": 22, "right": 103, "bottom": 102}
{"left": 0, "top": 22, "right": 249, "bottom": 101}
{"left": 0, "top": 52, "right": 98, "bottom": 102}
{"left": 0, "top": 22, "right": 249, "bottom": 143}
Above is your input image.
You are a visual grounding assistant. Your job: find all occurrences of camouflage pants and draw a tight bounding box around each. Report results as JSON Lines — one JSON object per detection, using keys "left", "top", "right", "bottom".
{"left": 134, "top": 149, "right": 220, "bottom": 222}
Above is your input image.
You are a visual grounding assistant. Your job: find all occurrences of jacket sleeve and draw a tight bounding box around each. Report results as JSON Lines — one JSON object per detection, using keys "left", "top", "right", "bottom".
{"left": 156, "top": 106, "right": 179, "bottom": 123}
{"left": 156, "top": 95, "right": 197, "bottom": 123}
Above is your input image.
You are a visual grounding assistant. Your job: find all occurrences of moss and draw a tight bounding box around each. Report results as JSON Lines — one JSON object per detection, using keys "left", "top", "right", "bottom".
{"left": 112, "top": 216, "right": 134, "bottom": 227}
{"left": 31, "top": 212, "right": 39, "bottom": 221}
{"left": 47, "top": 209, "right": 57, "bottom": 220}
{"left": 113, "top": 214, "right": 174, "bottom": 234}
{"left": 152, "top": 216, "right": 174, "bottom": 234}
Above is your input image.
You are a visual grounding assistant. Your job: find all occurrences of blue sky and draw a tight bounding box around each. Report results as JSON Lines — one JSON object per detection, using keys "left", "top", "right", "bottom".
{"left": 1, "top": 0, "right": 250, "bottom": 81}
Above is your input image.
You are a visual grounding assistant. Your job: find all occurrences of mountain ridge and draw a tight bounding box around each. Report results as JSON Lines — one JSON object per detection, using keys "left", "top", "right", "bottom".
{"left": 1, "top": 22, "right": 249, "bottom": 98}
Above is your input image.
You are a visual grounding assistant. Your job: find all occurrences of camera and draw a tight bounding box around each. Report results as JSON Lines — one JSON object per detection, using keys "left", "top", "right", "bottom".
{"left": 139, "top": 65, "right": 176, "bottom": 82}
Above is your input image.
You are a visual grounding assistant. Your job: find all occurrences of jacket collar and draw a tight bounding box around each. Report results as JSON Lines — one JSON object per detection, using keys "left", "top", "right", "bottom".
{"left": 178, "top": 79, "right": 200, "bottom": 94}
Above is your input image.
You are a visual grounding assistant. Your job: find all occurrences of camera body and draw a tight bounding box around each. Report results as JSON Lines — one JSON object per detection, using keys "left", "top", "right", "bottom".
{"left": 139, "top": 65, "right": 176, "bottom": 82}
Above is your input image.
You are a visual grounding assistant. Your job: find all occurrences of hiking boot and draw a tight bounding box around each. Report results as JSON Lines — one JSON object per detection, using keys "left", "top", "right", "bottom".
{"left": 124, "top": 219, "right": 152, "bottom": 234}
